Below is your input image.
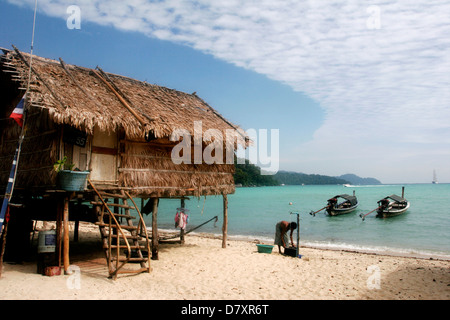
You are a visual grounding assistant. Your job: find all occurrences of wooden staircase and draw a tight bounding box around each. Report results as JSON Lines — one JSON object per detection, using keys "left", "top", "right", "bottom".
{"left": 88, "top": 180, "right": 151, "bottom": 280}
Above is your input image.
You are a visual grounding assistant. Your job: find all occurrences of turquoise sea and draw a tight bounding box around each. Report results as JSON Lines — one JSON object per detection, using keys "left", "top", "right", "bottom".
{"left": 143, "top": 184, "right": 450, "bottom": 260}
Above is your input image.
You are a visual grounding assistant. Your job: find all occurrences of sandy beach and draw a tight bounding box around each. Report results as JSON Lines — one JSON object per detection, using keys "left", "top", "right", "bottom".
{"left": 0, "top": 222, "right": 449, "bottom": 300}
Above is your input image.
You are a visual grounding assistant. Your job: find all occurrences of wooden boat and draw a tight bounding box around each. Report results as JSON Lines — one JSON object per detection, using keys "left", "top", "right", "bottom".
{"left": 310, "top": 192, "right": 358, "bottom": 216}
{"left": 376, "top": 194, "right": 410, "bottom": 218}
{"left": 361, "top": 187, "right": 410, "bottom": 220}
{"left": 326, "top": 193, "right": 359, "bottom": 216}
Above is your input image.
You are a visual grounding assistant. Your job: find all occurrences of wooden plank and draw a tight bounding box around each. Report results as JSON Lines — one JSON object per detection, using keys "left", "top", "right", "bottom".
{"left": 95, "top": 222, "right": 138, "bottom": 230}
{"left": 91, "top": 146, "right": 118, "bottom": 155}
{"left": 90, "top": 201, "right": 136, "bottom": 210}
{"left": 99, "top": 192, "right": 128, "bottom": 199}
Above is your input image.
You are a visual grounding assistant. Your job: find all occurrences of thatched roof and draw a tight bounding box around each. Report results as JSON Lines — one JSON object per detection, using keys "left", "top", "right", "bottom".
{"left": 0, "top": 46, "right": 247, "bottom": 145}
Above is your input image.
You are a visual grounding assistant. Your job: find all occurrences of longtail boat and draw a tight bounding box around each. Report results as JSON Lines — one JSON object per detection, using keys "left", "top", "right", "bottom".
{"left": 376, "top": 194, "right": 410, "bottom": 218}
{"left": 310, "top": 191, "right": 358, "bottom": 216}
{"left": 326, "top": 193, "right": 359, "bottom": 216}
{"left": 360, "top": 187, "right": 410, "bottom": 220}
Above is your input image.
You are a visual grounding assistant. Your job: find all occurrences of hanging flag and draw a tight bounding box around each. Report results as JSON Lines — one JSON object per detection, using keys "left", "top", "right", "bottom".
{"left": 9, "top": 95, "right": 25, "bottom": 127}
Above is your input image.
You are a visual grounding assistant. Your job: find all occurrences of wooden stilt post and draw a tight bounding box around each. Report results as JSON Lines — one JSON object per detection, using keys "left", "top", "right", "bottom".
{"left": 222, "top": 194, "right": 228, "bottom": 249}
{"left": 63, "top": 195, "right": 70, "bottom": 274}
{"left": 151, "top": 198, "right": 159, "bottom": 260}
{"left": 74, "top": 220, "right": 79, "bottom": 242}
{"left": 180, "top": 198, "right": 185, "bottom": 244}
{"left": 73, "top": 197, "right": 82, "bottom": 243}
{"left": 56, "top": 199, "right": 63, "bottom": 267}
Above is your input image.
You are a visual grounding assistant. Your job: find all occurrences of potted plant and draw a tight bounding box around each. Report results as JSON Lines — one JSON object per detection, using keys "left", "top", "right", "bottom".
{"left": 54, "top": 156, "right": 90, "bottom": 191}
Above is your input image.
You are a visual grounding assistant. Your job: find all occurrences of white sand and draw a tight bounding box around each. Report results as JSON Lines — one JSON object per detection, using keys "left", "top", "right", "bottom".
{"left": 0, "top": 222, "right": 449, "bottom": 300}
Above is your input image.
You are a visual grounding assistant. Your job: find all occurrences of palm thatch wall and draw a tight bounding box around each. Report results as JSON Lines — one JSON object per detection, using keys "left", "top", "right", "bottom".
{"left": 0, "top": 47, "right": 247, "bottom": 197}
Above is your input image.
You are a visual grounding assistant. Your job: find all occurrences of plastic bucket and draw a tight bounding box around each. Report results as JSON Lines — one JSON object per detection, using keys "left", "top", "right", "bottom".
{"left": 256, "top": 244, "right": 274, "bottom": 254}
{"left": 38, "top": 230, "right": 57, "bottom": 253}
{"left": 57, "top": 170, "right": 89, "bottom": 191}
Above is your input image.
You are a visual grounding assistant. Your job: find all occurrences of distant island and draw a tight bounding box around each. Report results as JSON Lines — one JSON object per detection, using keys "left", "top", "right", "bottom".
{"left": 233, "top": 159, "right": 381, "bottom": 186}
{"left": 273, "top": 171, "right": 348, "bottom": 185}
{"left": 233, "top": 159, "right": 279, "bottom": 187}
{"left": 335, "top": 174, "right": 382, "bottom": 185}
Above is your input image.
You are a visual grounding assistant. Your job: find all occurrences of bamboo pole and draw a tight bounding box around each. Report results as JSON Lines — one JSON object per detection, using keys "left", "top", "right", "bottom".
{"left": 12, "top": 45, "right": 67, "bottom": 111}
{"left": 91, "top": 69, "right": 147, "bottom": 126}
{"left": 222, "top": 194, "right": 228, "bottom": 249}
{"left": 96, "top": 67, "right": 154, "bottom": 122}
{"left": 151, "top": 198, "right": 159, "bottom": 260}
{"left": 59, "top": 58, "right": 94, "bottom": 100}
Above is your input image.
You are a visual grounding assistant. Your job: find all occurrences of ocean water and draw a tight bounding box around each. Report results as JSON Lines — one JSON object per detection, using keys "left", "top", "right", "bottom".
{"left": 142, "top": 184, "right": 450, "bottom": 260}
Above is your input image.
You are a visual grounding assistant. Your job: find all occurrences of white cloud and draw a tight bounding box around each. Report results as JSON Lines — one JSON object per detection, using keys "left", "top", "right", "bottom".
{"left": 7, "top": 0, "right": 450, "bottom": 182}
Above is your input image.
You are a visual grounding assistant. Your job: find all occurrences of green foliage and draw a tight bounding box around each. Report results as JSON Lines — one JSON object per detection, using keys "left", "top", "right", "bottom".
{"left": 53, "top": 156, "right": 75, "bottom": 172}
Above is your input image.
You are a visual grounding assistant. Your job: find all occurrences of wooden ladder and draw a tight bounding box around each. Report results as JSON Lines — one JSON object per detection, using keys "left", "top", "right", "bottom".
{"left": 88, "top": 180, "right": 151, "bottom": 280}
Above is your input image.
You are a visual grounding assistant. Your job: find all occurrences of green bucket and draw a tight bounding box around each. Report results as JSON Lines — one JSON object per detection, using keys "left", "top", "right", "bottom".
{"left": 256, "top": 244, "right": 274, "bottom": 254}
{"left": 57, "top": 170, "right": 90, "bottom": 191}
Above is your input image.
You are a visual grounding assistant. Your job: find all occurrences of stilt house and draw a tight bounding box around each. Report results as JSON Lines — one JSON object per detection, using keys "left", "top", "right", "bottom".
{"left": 0, "top": 47, "right": 247, "bottom": 279}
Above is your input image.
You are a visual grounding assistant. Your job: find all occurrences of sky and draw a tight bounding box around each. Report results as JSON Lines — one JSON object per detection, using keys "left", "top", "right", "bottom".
{"left": 1, "top": 0, "right": 450, "bottom": 184}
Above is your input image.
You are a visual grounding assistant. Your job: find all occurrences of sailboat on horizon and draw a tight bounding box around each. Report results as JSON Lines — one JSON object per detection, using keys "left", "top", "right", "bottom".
{"left": 432, "top": 170, "right": 438, "bottom": 184}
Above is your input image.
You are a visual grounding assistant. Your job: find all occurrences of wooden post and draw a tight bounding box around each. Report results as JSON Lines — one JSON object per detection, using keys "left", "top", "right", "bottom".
{"left": 63, "top": 196, "right": 70, "bottom": 274}
{"left": 56, "top": 199, "right": 63, "bottom": 267}
{"left": 151, "top": 198, "right": 159, "bottom": 260}
{"left": 74, "top": 220, "right": 79, "bottom": 242}
{"left": 222, "top": 194, "right": 228, "bottom": 248}
{"left": 180, "top": 198, "right": 185, "bottom": 244}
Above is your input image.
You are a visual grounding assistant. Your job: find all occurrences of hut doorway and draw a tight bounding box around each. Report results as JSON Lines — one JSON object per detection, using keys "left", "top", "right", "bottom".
{"left": 89, "top": 126, "right": 118, "bottom": 184}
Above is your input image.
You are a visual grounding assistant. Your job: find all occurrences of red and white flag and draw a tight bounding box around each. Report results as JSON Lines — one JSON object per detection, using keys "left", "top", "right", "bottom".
{"left": 9, "top": 95, "right": 25, "bottom": 127}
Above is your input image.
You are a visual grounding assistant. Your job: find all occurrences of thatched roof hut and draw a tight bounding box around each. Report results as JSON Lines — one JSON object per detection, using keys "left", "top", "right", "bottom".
{"left": 0, "top": 47, "right": 247, "bottom": 198}
{"left": 0, "top": 47, "right": 247, "bottom": 276}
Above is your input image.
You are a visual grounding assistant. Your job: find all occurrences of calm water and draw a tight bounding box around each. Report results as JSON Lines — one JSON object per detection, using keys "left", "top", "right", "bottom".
{"left": 142, "top": 184, "right": 450, "bottom": 260}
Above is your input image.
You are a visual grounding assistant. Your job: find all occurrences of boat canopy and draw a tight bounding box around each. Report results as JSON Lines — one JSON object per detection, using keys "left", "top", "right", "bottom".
{"left": 382, "top": 194, "right": 407, "bottom": 203}
{"left": 328, "top": 194, "right": 358, "bottom": 206}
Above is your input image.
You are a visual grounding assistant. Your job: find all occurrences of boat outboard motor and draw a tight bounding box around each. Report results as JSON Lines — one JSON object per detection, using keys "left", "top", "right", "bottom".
{"left": 380, "top": 198, "right": 390, "bottom": 210}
